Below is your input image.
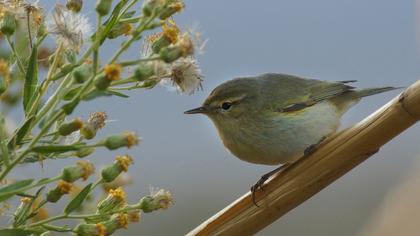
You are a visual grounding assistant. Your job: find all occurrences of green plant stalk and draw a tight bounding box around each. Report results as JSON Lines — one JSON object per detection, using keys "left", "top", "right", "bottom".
{"left": 33, "top": 74, "right": 72, "bottom": 126}
{"left": 0, "top": 111, "right": 64, "bottom": 181}
{"left": 93, "top": 15, "right": 103, "bottom": 75}
{"left": 6, "top": 36, "right": 25, "bottom": 74}
{"left": 119, "top": 55, "right": 161, "bottom": 67}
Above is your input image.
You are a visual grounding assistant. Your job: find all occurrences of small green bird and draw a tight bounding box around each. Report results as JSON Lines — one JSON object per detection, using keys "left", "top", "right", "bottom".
{"left": 185, "top": 73, "right": 398, "bottom": 203}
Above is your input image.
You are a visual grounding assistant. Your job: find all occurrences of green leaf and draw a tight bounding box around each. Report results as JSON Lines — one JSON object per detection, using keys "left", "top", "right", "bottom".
{"left": 83, "top": 90, "right": 129, "bottom": 101}
{"left": 23, "top": 46, "right": 38, "bottom": 113}
{"left": 31, "top": 145, "right": 82, "bottom": 154}
{"left": 0, "top": 179, "right": 34, "bottom": 200}
{"left": 0, "top": 229, "right": 33, "bottom": 236}
{"left": 8, "top": 116, "right": 34, "bottom": 148}
{"left": 64, "top": 183, "right": 92, "bottom": 214}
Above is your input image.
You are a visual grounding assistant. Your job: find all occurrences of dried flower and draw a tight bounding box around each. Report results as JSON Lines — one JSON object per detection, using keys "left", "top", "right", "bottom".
{"left": 162, "top": 57, "right": 203, "bottom": 95}
{"left": 47, "top": 4, "right": 91, "bottom": 52}
{"left": 88, "top": 111, "right": 107, "bottom": 130}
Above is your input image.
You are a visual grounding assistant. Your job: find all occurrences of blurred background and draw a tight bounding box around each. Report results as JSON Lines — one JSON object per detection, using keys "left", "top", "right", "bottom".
{"left": 6, "top": 0, "right": 420, "bottom": 235}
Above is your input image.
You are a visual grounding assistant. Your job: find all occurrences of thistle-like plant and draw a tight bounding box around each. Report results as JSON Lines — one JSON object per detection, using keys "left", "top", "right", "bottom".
{"left": 0, "top": 0, "right": 202, "bottom": 235}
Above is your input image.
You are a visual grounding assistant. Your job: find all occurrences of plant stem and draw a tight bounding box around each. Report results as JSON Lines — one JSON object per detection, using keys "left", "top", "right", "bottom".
{"left": 93, "top": 15, "right": 102, "bottom": 75}
{"left": 0, "top": 111, "right": 65, "bottom": 181}
{"left": 6, "top": 36, "right": 25, "bottom": 74}
{"left": 119, "top": 55, "right": 161, "bottom": 67}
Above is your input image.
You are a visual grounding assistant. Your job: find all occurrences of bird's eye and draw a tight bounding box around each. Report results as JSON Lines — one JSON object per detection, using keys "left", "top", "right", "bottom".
{"left": 221, "top": 102, "right": 232, "bottom": 110}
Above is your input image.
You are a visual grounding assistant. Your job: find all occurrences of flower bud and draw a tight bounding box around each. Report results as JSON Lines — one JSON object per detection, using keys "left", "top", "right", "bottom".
{"left": 13, "top": 197, "right": 32, "bottom": 227}
{"left": 62, "top": 160, "right": 94, "bottom": 182}
{"left": 101, "top": 214, "right": 129, "bottom": 233}
{"left": 0, "top": 12, "right": 16, "bottom": 36}
{"left": 66, "top": 0, "right": 83, "bottom": 13}
{"left": 134, "top": 62, "right": 155, "bottom": 81}
{"left": 74, "top": 147, "right": 96, "bottom": 158}
{"left": 46, "top": 180, "right": 72, "bottom": 203}
{"left": 94, "top": 74, "right": 111, "bottom": 90}
{"left": 159, "top": 46, "right": 182, "bottom": 63}
{"left": 101, "top": 155, "right": 133, "bottom": 182}
{"left": 160, "top": 33, "right": 194, "bottom": 63}
{"left": 97, "top": 187, "right": 126, "bottom": 213}
{"left": 103, "top": 132, "right": 139, "bottom": 150}
{"left": 152, "top": 20, "right": 179, "bottom": 53}
{"left": 72, "top": 63, "right": 92, "bottom": 83}
{"left": 80, "top": 124, "right": 97, "bottom": 140}
{"left": 151, "top": 36, "right": 171, "bottom": 54}
{"left": 58, "top": 118, "right": 83, "bottom": 136}
{"left": 96, "top": 0, "right": 113, "bottom": 16}
{"left": 142, "top": 0, "right": 165, "bottom": 17}
{"left": 139, "top": 189, "right": 173, "bottom": 213}
{"left": 108, "top": 23, "right": 132, "bottom": 39}
{"left": 159, "top": 1, "right": 184, "bottom": 20}
{"left": 74, "top": 223, "right": 106, "bottom": 236}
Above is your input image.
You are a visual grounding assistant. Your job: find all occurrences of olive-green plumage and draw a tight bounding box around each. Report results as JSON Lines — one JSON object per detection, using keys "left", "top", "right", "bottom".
{"left": 185, "top": 73, "right": 399, "bottom": 165}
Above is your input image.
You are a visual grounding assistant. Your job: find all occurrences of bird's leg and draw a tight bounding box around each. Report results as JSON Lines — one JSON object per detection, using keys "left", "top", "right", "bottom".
{"left": 251, "top": 164, "right": 290, "bottom": 207}
{"left": 304, "top": 136, "right": 327, "bottom": 157}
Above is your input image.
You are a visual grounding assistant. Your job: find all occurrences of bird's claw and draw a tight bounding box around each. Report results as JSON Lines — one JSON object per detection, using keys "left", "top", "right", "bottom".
{"left": 250, "top": 176, "right": 269, "bottom": 207}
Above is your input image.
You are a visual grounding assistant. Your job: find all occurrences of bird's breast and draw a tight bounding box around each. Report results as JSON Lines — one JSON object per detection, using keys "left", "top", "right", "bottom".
{"left": 216, "top": 101, "right": 341, "bottom": 165}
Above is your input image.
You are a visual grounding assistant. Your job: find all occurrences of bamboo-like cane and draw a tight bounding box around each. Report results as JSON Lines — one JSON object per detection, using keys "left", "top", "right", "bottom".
{"left": 187, "top": 80, "right": 420, "bottom": 236}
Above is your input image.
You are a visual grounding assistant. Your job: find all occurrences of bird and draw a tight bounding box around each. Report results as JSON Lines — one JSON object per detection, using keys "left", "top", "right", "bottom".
{"left": 185, "top": 73, "right": 398, "bottom": 205}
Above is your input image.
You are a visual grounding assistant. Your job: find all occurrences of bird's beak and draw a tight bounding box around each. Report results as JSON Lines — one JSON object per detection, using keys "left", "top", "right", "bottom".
{"left": 184, "top": 106, "right": 209, "bottom": 114}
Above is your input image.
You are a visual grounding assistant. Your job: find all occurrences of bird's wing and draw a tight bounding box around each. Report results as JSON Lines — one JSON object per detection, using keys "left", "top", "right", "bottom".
{"left": 259, "top": 74, "right": 355, "bottom": 113}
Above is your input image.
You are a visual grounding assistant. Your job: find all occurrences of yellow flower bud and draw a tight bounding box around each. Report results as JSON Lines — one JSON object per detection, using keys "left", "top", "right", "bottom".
{"left": 58, "top": 118, "right": 84, "bottom": 136}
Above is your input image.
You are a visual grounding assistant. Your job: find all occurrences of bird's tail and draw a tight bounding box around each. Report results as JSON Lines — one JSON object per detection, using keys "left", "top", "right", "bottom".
{"left": 352, "top": 86, "right": 402, "bottom": 98}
